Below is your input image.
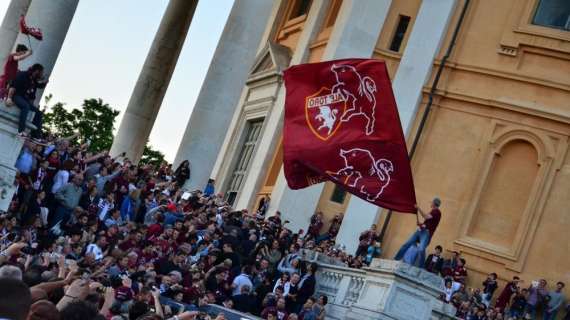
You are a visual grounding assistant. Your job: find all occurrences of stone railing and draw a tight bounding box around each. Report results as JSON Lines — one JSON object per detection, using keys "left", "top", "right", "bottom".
{"left": 311, "top": 259, "right": 458, "bottom": 320}
{"left": 299, "top": 249, "right": 348, "bottom": 267}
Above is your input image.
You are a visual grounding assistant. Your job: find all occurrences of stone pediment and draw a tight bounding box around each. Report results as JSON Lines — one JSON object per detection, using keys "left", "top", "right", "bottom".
{"left": 249, "top": 42, "right": 291, "bottom": 76}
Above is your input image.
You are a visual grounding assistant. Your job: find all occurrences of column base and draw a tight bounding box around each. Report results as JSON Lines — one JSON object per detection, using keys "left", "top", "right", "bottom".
{"left": 0, "top": 102, "right": 35, "bottom": 212}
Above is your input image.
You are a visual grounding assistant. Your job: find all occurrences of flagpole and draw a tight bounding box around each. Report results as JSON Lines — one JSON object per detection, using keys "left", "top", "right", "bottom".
{"left": 26, "top": 34, "right": 32, "bottom": 50}
{"left": 378, "top": 0, "right": 471, "bottom": 245}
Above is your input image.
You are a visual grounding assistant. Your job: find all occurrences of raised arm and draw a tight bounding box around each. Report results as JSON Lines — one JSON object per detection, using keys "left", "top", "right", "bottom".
{"left": 13, "top": 50, "right": 32, "bottom": 61}
{"left": 84, "top": 151, "right": 107, "bottom": 164}
{"left": 152, "top": 288, "right": 164, "bottom": 319}
{"left": 417, "top": 205, "right": 432, "bottom": 220}
{"left": 60, "top": 132, "right": 80, "bottom": 142}
{"left": 99, "top": 287, "right": 115, "bottom": 317}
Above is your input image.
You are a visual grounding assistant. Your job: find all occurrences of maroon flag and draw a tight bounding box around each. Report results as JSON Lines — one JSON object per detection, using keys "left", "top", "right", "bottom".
{"left": 19, "top": 15, "right": 43, "bottom": 40}
{"left": 283, "top": 59, "right": 416, "bottom": 213}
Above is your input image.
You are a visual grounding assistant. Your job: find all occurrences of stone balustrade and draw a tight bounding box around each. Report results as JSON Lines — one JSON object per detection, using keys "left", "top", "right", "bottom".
{"left": 311, "top": 258, "right": 458, "bottom": 320}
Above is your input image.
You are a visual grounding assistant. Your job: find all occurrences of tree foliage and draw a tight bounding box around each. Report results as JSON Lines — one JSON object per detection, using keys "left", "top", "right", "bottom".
{"left": 140, "top": 145, "right": 166, "bottom": 167}
{"left": 43, "top": 95, "right": 166, "bottom": 163}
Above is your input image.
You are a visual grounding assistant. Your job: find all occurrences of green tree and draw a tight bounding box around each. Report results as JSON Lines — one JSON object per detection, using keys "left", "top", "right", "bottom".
{"left": 43, "top": 95, "right": 167, "bottom": 163}
{"left": 139, "top": 145, "right": 166, "bottom": 167}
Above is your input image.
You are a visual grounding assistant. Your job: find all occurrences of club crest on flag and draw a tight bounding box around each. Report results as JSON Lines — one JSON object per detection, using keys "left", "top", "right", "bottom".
{"left": 305, "top": 87, "right": 346, "bottom": 140}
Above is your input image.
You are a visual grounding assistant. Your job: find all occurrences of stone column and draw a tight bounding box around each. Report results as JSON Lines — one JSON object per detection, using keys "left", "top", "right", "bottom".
{"left": 336, "top": 0, "right": 458, "bottom": 255}
{"left": 0, "top": 0, "right": 32, "bottom": 63}
{"left": 0, "top": 0, "right": 79, "bottom": 212}
{"left": 0, "top": 103, "right": 28, "bottom": 212}
{"left": 173, "top": 0, "right": 275, "bottom": 190}
{"left": 16, "top": 0, "right": 80, "bottom": 103}
{"left": 266, "top": 0, "right": 392, "bottom": 233}
{"left": 110, "top": 0, "right": 198, "bottom": 162}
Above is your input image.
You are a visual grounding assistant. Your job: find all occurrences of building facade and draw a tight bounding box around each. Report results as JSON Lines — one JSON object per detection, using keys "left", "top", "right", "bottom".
{"left": 186, "top": 0, "right": 570, "bottom": 289}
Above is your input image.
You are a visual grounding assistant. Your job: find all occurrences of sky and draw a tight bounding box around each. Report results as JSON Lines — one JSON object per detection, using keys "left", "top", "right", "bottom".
{"left": 0, "top": 0, "right": 234, "bottom": 162}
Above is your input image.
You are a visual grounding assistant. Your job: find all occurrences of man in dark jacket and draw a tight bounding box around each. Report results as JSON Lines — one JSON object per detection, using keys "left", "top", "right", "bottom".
{"left": 424, "top": 245, "right": 444, "bottom": 275}
{"left": 5, "top": 63, "right": 47, "bottom": 136}
{"left": 232, "top": 285, "right": 256, "bottom": 313}
{"left": 298, "top": 263, "right": 317, "bottom": 306}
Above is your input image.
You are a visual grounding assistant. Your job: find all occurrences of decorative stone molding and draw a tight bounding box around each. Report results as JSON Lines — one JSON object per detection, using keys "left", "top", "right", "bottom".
{"left": 455, "top": 120, "right": 568, "bottom": 272}
{"left": 311, "top": 259, "right": 456, "bottom": 320}
{"left": 215, "top": 42, "right": 291, "bottom": 206}
{"left": 498, "top": 0, "right": 570, "bottom": 57}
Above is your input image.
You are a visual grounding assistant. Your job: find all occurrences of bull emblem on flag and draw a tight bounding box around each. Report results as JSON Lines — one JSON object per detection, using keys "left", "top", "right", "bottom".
{"left": 328, "top": 148, "right": 394, "bottom": 202}
{"left": 305, "top": 87, "right": 346, "bottom": 140}
{"left": 331, "top": 64, "right": 377, "bottom": 135}
{"left": 315, "top": 106, "right": 338, "bottom": 135}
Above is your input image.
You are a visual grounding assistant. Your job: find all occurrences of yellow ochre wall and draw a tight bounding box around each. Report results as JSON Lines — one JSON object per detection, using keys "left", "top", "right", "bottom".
{"left": 259, "top": 0, "right": 570, "bottom": 290}
{"left": 379, "top": 0, "right": 570, "bottom": 290}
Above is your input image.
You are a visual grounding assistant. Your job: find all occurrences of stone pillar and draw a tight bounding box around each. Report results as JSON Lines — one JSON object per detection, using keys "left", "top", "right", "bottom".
{"left": 336, "top": 0, "right": 458, "bottom": 255}
{"left": 16, "top": 0, "right": 79, "bottom": 103}
{"left": 268, "top": 0, "right": 392, "bottom": 233}
{"left": 0, "top": 103, "right": 28, "bottom": 212}
{"left": 110, "top": 0, "right": 198, "bottom": 162}
{"left": 173, "top": 0, "right": 275, "bottom": 190}
{"left": 0, "top": 0, "right": 32, "bottom": 63}
{"left": 0, "top": 0, "right": 79, "bottom": 212}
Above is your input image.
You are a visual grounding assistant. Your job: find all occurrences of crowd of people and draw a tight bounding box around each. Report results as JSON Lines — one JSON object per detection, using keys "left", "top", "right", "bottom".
{"left": 0, "top": 40, "right": 365, "bottom": 320}
{"left": 1, "top": 129, "right": 567, "bottom": 320}
{"left": 1, "top": 42, "right": 568, "bottom": 320}
{"left": 0, "top": 128, "right": 344, "bottom": 320}
{"left": 427, "top": 246, "right": 568, "bottom": 320}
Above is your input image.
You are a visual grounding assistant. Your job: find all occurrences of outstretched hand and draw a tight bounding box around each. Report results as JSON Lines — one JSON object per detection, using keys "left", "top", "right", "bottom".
{"left": 103, "top": 287, "right": 115, "bottom": 303}
{"left": 66, "top": 279, "right": 90, "bottom": 300}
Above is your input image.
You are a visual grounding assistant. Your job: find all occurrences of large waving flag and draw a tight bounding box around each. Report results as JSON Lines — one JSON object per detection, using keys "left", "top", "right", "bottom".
{"left": 283, "top": 59, "right": 416, "bottom": 213}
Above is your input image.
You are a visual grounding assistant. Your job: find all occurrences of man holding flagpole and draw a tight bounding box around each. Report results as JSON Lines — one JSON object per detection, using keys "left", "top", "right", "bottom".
{"left": 394, "top": 197, "right": 442, "bottom": 269}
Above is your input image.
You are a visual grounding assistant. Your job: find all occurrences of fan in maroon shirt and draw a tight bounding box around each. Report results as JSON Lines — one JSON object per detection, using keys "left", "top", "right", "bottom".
{"left": 419, "top": 205, "right": 441, "bottom": 237}
{"left": 0, "top": 44, "right": 32, "bottom": 99}
{"left": 394, "top": 197, "right": 442, "bottom": 269}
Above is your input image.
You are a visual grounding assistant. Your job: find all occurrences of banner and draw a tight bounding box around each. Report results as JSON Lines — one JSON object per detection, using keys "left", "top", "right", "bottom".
{"left": 283, "top": 59, "right": 416, "bottom": 213}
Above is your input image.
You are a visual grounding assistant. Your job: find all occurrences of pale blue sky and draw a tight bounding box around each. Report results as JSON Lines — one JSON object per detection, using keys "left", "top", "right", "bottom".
{"left": 0, "top": 0, "right": 234, "bottom": 161}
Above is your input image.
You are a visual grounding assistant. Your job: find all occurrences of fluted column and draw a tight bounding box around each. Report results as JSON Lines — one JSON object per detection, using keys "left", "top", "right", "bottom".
{"left": 16, "top": 0, "right": 79, "bottom": 103}
{"left": 0, "top": 0, "right": 32, "bottom": 63}
{"left": 110, "top": 0, "right": 198, "bottom": 162}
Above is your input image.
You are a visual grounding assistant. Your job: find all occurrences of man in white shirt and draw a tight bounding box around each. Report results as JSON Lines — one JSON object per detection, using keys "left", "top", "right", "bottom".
{"left": 232, "top": 265, "right": 253, "bottom": 296}
{"left": 85, "top": 235, "right": 108, "bottom": 261}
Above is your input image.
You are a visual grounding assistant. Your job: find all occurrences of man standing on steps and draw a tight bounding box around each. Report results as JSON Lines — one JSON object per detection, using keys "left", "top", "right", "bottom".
{"left": 394, "top": 197, "right": 442, "bottom": 268}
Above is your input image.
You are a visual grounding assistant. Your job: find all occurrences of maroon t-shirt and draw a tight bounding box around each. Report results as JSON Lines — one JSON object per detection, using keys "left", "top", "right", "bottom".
{"left": 422, "top": 208, "right": 441, "bottom": 236}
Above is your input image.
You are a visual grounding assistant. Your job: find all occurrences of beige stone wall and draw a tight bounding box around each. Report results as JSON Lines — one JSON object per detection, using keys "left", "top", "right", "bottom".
{"left": 381, "top": 0, "right": 570, "bottom": 289}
